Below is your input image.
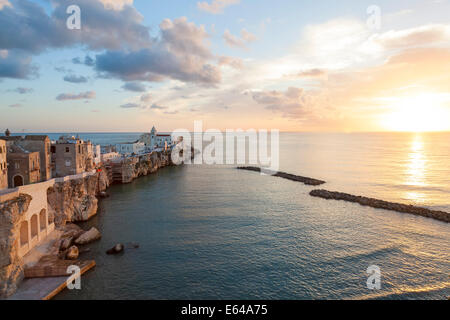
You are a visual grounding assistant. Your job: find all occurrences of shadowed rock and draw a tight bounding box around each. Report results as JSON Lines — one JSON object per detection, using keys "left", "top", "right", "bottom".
{"left": 310, "top": 189, "right": 450, "bottom": 223}
{"left": 106, "top": 244, "right": 124, "bottom": 255}
{"left": 74, "top": 227, "right": 101, "bottom": 245}
{"left": 237, "top": 166, "right": 326, "bottom": 186}
{"left": 65, "top": 246, "right": 79, "bottom": 260}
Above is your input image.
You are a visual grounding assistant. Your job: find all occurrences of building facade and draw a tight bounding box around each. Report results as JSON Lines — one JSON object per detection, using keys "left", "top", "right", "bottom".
{"left": 115, "top": 141, "right": 146, "bottom": 155}
{"left": 6, "top": 146, "right": 41, "bottom": 188}
{"left": 52, "top": 136, "right": 90, "bottom": 177}
{"left": 0, "top": 135, "right": 52, "bottom": 182}
{"left": 139, "top": 126, "right": 172, "bottom": 150}
{"left": 0, "top": 140, "right": 7, "bottom": 190}
{"left": 93, "top": 144, "right": 101, "bottom": 166}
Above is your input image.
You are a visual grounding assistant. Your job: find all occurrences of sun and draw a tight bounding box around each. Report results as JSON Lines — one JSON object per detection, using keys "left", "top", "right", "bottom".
{"left": 380, "top": 92, "right": 450, "bottom": 132}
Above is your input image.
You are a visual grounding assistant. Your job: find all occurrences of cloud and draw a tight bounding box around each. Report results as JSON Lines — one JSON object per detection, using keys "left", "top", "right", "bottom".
{"left": 9, "top": 103, "right": 22, "bottom": 108}
{"left": 289, "top": 68, "right": 328, "bottom": 80}
{"left": 0, "top": 0, "right": 11, "bottom": 10}
{"left": 223, "top": 29, "right": 256, "bottom": 48}
{"left": 252, "top": 87, "right": 312, "bottom": 118}
{"left": 218, "top": 56, "right": 244, "bottom": 69}
{"left": 99, "top": 0, "right": 133, "bottom": 10}
{"left": 0, "top": 49, "right": 37, "bottom": 79}
{"left": 95, "top": 17, "right": 221, "bottom": 85}
{"left": 120, "top": 103, "right": 140, "bottom": 108}
{"left": 0, "top": 0, "right": 150, "bottom": 79}
{"left": 197, "top": 0, "right": 240, "bottom": 14}
{"left": 0, "top": 2, "right": 223, "bottom": 85}
{"left": 55, "top": 66, "right": 73, "bottom": 73}
{"left": 11, "top": 87, "right": 33, "bottom": 94}
{"left": 0, "top": 0, "right": 150, "bottom": 54}
{"left": 56, "top": 91, "right": 96, "bottom": 101}
{"left": 371, "top": 24, "right": 450, "bottom": 50}
{"left": 122, "top": 82, "right": 146, "bottom": 92}
{"left": 73, "top": 56, "right": 96, "bottom": 67}
{"left": 140, "top": 93, "right": 152, "bottom": 102}
{"left": 150, "top": 103, "right": 167, "bottom": 110}
{"left": 63, "top": 74, "right": 89, "bottom": 83}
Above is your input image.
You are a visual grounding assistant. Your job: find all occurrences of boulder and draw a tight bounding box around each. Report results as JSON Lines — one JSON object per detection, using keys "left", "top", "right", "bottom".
{"left": 74, "top": 227, "right": 101, "bottom": 245}
{"left": 98, "top": 191, "right": 109, "bottom": 198}
{"left": 61, "top": 223, "right": 84, "bottom": 239}
{"left": 106, "top": 243, "right": 124, "bottom": 255}
{"left": 59, "top": 237, "right": 73, "bottom": 252}
{"left": 66, "top": 246, "right": 79, "bottom": 260}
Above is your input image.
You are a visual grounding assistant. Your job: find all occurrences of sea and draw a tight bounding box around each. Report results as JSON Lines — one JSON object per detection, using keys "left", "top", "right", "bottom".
{"left": 22, "top": 132, "right": 449, "bottom": 300}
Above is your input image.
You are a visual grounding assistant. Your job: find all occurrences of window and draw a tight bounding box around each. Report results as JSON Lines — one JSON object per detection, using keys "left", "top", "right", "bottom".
{"left": 15, "top": 162, "right": 20, "bottom": 169}
{"left": 65, "top": 147, "right": 70, "bottom": 153}
{"left": 51, "top": 146, "right": 56, "bottom": 153}
{"left": 65, "top": 160, "right": 71, "bottom": 167}
{"left": 78, "top": 145, "right": 81, "bottom": 154}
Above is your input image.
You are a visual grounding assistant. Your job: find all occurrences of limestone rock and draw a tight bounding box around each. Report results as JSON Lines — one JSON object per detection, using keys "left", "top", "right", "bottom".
{"left": 61, "top": 223, "right": 84, "bottom": 239}
{"left": 98, "top": 191, "right": 109, "bottom": 198}
{"left": 59, "top": 237, "right": 73, "bottom": 252}
{"left": 47, "top": 171, "right": 110, "bottom": 226}
{"left": 66, "top": 246, "right": 79, "bottom": 260}
{"left": 106, "top": 243, "right": 124, "bottom": 255}
{"left": 74, "top": 227, "right": 101, "bottom": 245}
{"left": 0, "top": 194, "right": 31, "bottom": 298}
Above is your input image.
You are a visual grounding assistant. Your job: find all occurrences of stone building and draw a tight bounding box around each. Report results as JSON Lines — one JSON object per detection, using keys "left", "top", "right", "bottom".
{"left": 115, "top": 141, "right": 146, "bottom": 156}
{"left": 0, "top": 134, "right": 52, "bottom": 182}
{"left": 6, "top": 145, "right": 41, "bottom": 187}
{"left": 0, "top": 140, "right": 7, "bottom": 190}
{"left": 52, "top": 136, "right": 91, "bottom": 177}
{"left": 139, "top": 126, "right": 172, "bottom": 150}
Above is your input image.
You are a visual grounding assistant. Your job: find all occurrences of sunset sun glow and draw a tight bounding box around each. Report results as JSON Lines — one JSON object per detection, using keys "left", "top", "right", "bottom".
{"left": 380, "top": 93, "right": 450, "bottom": 132}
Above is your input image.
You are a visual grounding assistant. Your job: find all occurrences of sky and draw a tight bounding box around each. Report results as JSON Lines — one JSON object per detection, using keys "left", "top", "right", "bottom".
{"left": 1, "top": 0, "right": 450, "bottom": 133}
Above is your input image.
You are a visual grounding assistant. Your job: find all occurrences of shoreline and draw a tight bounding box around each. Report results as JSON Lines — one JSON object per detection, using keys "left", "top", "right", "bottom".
{"left": 1, "top": 150, "right": 177, "bottom": 299}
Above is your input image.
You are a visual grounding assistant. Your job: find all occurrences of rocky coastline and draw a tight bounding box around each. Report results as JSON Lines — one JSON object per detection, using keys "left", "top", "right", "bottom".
{"left": 0, "top": 150, "right": 176, "bottom": 298}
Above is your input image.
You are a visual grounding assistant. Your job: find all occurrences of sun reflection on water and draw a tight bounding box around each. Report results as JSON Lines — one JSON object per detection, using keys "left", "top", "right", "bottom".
{"left": 404, "top": 134, "right": 428, "bottom": 203}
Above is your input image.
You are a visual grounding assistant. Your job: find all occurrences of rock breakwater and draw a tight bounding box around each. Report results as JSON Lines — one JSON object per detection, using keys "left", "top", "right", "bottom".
{"left": 237, "top": 166, "right": 326, "bottom": 186}
{"left": 310, "top": 189, "right": 450, "bottom": 223}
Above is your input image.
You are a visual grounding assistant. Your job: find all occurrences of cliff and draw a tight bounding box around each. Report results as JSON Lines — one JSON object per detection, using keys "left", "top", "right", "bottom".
{"left": 0, "top": 194, "right": 32, "bottom": 297}
{"left": 47, "top": 169, "right": 109, "bottom": 226}
{"left": 111, "top": 151, "right": 171, "bottom": 184}
{"left": 47, "top": 151, "right": 171, "bottom": 226}
{"left": 0, "top": 151, "right": 174, "bottom": 297}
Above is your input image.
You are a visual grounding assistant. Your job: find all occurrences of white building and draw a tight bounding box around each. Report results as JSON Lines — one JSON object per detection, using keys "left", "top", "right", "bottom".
{"left": 93, "top": 144, "right": 101, "bottom": 165}
{"left": 101, "top": 152, "right": 121, "bottom": 162}
{"left": 139, "top": 126, "right": 172, "bottom": 150}
{"left": 115, "top": 141, "right": 146, "bottom": 156}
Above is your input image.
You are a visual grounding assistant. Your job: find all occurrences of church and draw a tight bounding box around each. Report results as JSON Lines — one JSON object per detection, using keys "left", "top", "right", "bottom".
{"left": 139, "top": 126, "right": 172, "bottom": 150}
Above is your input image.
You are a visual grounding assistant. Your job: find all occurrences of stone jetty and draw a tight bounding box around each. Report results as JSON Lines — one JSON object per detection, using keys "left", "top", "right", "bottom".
{"left": 237, "top": 166, "right": 326, "bottom": 186}
{"left": 310, "top": 189, "right": 450, "bottom": 223}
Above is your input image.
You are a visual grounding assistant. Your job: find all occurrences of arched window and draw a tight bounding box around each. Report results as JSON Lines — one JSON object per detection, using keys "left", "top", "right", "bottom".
{"left": 20, "top": 221, "right": 28, "bottom": 247}
{"left": 31, "top": 215, "right": 38, "bottom": 239}
{"left": 39, "top": 209, "right": 46, "bottom": 232}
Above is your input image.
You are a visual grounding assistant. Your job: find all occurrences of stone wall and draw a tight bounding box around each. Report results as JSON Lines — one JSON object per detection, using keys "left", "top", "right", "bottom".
{"left": 0, "top": 194, "right": 31, "bottom": 297}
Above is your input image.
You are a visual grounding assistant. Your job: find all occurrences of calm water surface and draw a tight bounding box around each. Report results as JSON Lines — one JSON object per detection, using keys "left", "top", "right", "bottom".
{"left": 48, "top": 132, "right": 449, "bottom": 299}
